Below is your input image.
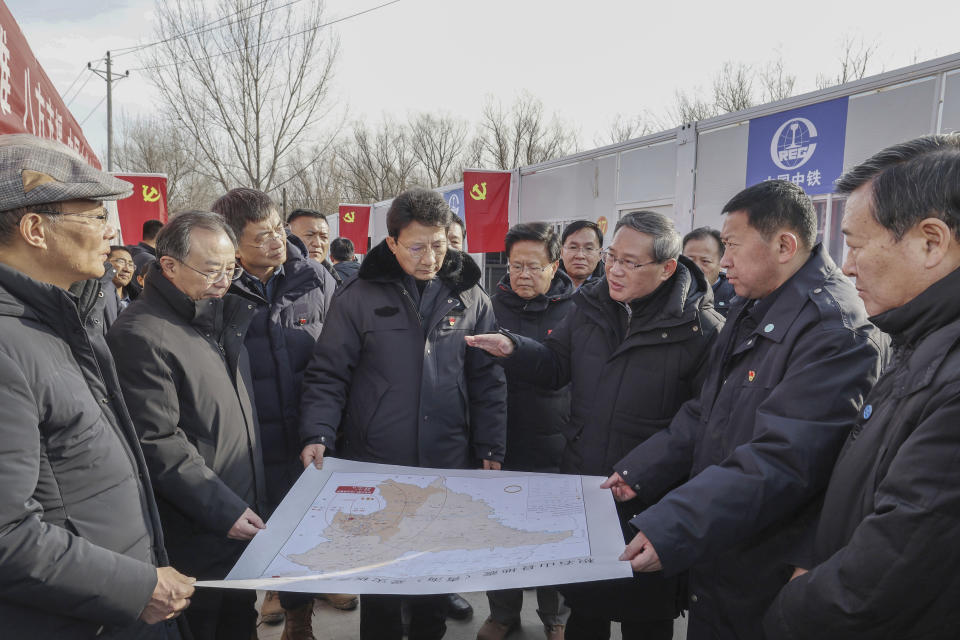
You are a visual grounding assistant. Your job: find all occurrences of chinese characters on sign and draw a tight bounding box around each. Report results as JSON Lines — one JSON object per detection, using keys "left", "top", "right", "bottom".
{"left": 0, "top": 4, "right": 100, "bottom": 166}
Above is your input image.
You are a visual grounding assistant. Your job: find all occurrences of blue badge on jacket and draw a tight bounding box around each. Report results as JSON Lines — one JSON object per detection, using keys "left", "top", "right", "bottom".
{"left": 863, "top": 404, "right": 873, "bottom": 419}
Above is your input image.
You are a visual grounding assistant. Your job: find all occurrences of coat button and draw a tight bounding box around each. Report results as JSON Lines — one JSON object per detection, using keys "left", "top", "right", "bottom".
{"left": 661, "top": 332, "right": 668, "bottom": 338}
{"left": 764, "top": 323, "right": 775, "bottom": 333}
{"left": 692, "top": 326, "right": 699, "bottom": 332}
{"left": 98, "top": 291, "right": 104, "bottom": 298}
{"left": 813, "top": 288, "right": 822, "bottom": 294}
{"left": 424, "top": 416, "right": 429, "bottom": 421}
{"left": 691, "top": 594, "right": 699, "bottom": 603}
{"left": 622, "top": 469, "right": 629, "bottom": 476}
{"left": 248, "top": 304, "right": 254, "bottom": 309}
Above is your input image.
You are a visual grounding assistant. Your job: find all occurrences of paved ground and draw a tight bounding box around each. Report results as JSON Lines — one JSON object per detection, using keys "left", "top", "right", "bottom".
{"left": 255, "top": 591, "right": 689, "bottom": 639}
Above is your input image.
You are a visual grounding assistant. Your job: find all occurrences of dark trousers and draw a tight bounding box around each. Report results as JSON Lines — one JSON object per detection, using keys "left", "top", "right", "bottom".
{"left": 565, "top": 609, "right": 673, "bottom": 640}
{"left": 278, "top": 590, "right": 314, "bottom": 610}
{"left": 360, "top": 594, "right": 447, "bottom": 640}
{"left": 182, "top": 587, "right": 256, "bottom": 640}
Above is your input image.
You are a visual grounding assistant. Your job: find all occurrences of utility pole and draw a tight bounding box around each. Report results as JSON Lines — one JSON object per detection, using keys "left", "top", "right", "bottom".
{"left": 88, "top": 51, "right": 129, "bottom": 171}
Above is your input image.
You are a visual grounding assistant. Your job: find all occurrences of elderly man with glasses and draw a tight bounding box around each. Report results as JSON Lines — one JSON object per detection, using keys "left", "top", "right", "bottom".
{"left": 299, "top": 187, "right": 507, "bottom": 640}
{"left": 467, "top": 211, "right": 724, "bottom": 639}
{"left": 0, "top": 134, "right": 195, "bottom": 638}
{"left": 107, "top": 211, "right": 269, "bottom": 640}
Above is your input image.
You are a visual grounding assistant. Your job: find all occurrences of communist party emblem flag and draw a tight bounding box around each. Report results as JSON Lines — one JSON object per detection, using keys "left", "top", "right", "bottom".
{"left": 338, "top": 204, "right": 372, "bottom": 254}
{"left": 112, "top": 173, "right": 168, "bottom": 244}
{"left": 463, "top": 170, "right": 511, "bottom": 252}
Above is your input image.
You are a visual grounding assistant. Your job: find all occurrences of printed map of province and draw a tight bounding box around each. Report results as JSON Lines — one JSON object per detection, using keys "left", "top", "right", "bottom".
{"left": 286, "top": 477, "right": 573, "bottom": 574}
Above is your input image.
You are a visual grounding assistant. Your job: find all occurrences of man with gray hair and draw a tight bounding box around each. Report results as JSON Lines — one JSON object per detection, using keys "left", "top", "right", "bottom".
{"left": 0, "top": 133, "right": 193, "bottom": 638}
{"left": 108, "top": 211, "right": 268, "bottom": 640}
{"left": 467, "top": 210, "right": 724, "bottom": 638}
{"left": 764, "top": 133, "right": 960, "bottom": 638}
{"left": 601, "top": 181, "right": 886, "bottom": 640}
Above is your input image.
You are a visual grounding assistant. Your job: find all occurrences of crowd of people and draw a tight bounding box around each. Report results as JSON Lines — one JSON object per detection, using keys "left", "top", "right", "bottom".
{"left": 0, "top": 130, "right": 959, "bottom": 640}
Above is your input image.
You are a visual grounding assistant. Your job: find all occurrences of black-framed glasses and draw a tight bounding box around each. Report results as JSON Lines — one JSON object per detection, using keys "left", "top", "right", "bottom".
{"left": 508, "top": 263, "right": 552, "bottom": 275}
{"left": 34, "top": 206, "right": 110, "bottom": 227}
{"left": 600, "top": 249, "right": 658, "bottom": 271}
{"left": 176, "top": 258, "right": 244, "bottom": 285}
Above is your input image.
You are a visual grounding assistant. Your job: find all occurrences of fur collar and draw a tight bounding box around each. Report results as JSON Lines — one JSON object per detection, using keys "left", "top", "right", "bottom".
{"left": 359, "top": 239, "right": 482, "bottom": 294}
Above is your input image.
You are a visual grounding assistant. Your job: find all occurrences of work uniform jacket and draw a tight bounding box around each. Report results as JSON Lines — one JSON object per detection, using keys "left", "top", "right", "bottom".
{"left": 712, "top": 272, "right": 737, "bottom": 317}
{"left": 108, "top": 264, "right": 267, "bottom": 579}
{"left": 0, "top": 264, "right": 178, "bottom": 640}
{"left": 491, "top": 269, "right": 576, "bottom": 472}
{"left": 764, "top": 265, "right": 960, "bottom": 640}
{"left": 504, "top": 256, "right": 724, "bottom": 622}
{"left": 617, "top": 245, "right": 887, "bottom": 640}
{"left": 230, "top": 238, "right": 336, "bottom": 508}
{"left": 299, "top": 240, "right": 507, "bottom": 469}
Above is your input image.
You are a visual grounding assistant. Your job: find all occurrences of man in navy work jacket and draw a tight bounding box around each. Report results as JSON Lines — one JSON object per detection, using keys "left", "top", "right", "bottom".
{"left": 299, "top": 186, "right": 507, "bottom": 640}
{"left": 602, "top": 180, "right": 887, "bottom": 640}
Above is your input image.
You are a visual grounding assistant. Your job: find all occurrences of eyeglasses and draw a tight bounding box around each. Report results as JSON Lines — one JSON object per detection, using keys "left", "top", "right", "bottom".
{"left": 244, "top": 225, "right": 286, "bottom": 249}
{"left": 563, "top": 244, "right": 600, "bottom": 256}
{"left": 34, "top": 206, "right": 110, "bottom": 228}
{"left": 508, "top": 263, "right": 552, "bottom": 275}
{"left": 396, "top": 239, "right": 447, "bottom": 261}
{"left": 600, "top": 249, "right": 658, "bottom": 271}
{"left": 176, "top": 258, "right": 244, "bottom": 285}
{"left": 109, "top": 258, "right": 134, "bottom": 268}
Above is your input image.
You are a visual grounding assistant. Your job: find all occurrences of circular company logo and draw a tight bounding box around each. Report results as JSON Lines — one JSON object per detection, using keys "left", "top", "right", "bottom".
{"left": 447, "top": 193, "right": 461, "bottom": 214}
{"left": 770, "top": 117, "right": 818, "bottom": 171}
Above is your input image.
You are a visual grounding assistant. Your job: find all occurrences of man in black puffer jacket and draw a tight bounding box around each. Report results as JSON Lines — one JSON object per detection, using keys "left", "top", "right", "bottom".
{"left": 300, "top": 187, "right": 507, "bottom": 640}
{"left": 468, "top": 210, "right": 724, "bottom": 639}
{"left": 214, "top": 188, "right": 344, "bottom": 636}
{"left": 479, "top": 222, "right": 576, "bottom": 640}
{"left": 764, "top": 134, "right": 960, "bottom": 639}
{"left": 108, "top": 212, "right": 269, "bottom": 640}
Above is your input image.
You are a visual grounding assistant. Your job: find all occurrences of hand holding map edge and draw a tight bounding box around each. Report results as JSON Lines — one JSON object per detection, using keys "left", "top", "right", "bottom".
{"left": 620, "top": 529, "right": 662, "bottom": 572}
{"left": 301, "top": 443, "right": 326, "bottom": 469}
{"left": 601, "top": 472, "right": 637, "bottom": 502}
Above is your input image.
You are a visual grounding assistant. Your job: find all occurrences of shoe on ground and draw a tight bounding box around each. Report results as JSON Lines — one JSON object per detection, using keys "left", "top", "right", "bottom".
{"left": 446, "top": 593, "right": 474, "bottom": 621}
{"left": 476, "top": 616, "right": 519, "bottom": 640}
{"left": 280, "top": 602, "right": 316, "bottom": 640}
{"left": 318, "top": 593, "right": 359, "bottom": 610}
{"left": 260, "top": 590, "right": 284, "bottom": 625}
{"left": 544, "top": 623, "right": 565, "bottom": 640}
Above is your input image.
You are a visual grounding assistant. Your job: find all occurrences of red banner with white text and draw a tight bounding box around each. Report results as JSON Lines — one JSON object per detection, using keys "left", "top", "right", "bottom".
{"left": 112, "top": 173, "right": 168, "bottom": 245}
{"left": 338, "top": 204, "right": 371, "bottom": 255}
{"left": 462, "top": 170, "right": 511, "bottom": 253}
{"left": 0, "top": 2, "right": 101, "bottom": 167}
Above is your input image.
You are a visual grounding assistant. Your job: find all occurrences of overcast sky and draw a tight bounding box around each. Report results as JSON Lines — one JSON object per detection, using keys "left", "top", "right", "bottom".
{"left": 7, "top": 0, "right": 960, "bottom": 162}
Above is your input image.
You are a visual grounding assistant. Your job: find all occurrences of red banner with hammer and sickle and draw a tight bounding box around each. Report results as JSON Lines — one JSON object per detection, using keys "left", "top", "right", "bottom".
{"left": 338, "top": 204, "right": 371, "bottom": 254}
{"left": 112, "top": 173, "right": 168, "bottom": 244}
{"left": 462, "top": 170, "right": 511, "bottom": 253}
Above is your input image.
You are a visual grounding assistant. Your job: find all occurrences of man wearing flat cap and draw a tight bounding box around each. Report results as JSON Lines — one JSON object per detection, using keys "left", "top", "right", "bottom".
{"left": 0, "top": 133, "right": 194, "bottom": 639}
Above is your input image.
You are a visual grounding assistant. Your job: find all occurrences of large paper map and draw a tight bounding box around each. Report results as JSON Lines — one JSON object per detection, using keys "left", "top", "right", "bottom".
{"left": 198, "top": 458, "right": 631, "bottom": 594}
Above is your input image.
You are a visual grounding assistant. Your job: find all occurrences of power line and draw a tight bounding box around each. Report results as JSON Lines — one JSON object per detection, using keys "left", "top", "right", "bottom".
{"left": 129, "top": 0, "right": 401, "bottom": 72}
{"left": 65, "top": 70, "right": 95, "bottom": 107}
{"left": 112, "top": 0, "right": 273, "bottom": 56}
{"left": 79, "top": 95, "right": 107, "bottom": 126}
{"left": 58, "top": 65, "right": 88, "bottom": 102}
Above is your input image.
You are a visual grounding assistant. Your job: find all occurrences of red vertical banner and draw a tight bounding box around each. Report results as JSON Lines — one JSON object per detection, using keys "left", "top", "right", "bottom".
{"left": 112, "top": 174, "right": 168, "bottom": 245}
{"left": 0, "top": 2, "right": 101, "bottom": 166}
{"left": 463, "top": 170, "right": 511, "bottom": 252}
{"left": 338, "top": 204, "right": 371, "bottom": 255}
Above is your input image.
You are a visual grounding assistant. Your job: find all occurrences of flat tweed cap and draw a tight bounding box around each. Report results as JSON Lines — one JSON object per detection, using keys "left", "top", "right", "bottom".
{"left": 0, "top": 133, "right": 132, "bottom": 210}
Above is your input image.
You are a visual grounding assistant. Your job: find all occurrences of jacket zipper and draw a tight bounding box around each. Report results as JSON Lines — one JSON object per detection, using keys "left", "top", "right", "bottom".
{"left": 400, "top": 288, "right": 423, "bottom": 327}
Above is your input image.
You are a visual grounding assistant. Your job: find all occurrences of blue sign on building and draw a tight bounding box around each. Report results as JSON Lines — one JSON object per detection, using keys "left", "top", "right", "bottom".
{"left": 745, "top": 97, "right": 849, "bottom": 195}
{"left": 441, "top": 186, "right": 464, "bottom": 219}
